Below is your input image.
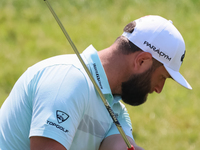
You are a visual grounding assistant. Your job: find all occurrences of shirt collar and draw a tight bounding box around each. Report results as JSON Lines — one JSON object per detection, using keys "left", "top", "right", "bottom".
{"left": 81, "top": 45, "right": 122, "bottom": 106}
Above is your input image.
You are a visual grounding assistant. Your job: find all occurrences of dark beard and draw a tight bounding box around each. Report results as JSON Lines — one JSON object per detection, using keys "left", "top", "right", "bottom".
{"left": 121, "top": 66, "right": 154, "bottom": 106}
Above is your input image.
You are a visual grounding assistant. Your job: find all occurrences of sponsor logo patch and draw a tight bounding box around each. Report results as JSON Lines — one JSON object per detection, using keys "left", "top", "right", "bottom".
{"left": 46, "top": 110, "right": 70, "bottom": 133}
{"left": 93, "top": 63, "right": 103, "bottom": 89}
{"left": 56, "top": 110, "right": 69, "bottom": 123}
{"left": 47, "top": 120, "right": 69, "bottom": 132}
{"left": 143, "top": 41, "right": 171, "bottom": 61}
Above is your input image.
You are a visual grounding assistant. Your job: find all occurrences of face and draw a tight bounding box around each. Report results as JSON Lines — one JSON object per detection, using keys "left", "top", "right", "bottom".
{"left": 121, "top": 65, "right": 170, "bottom": 106}
{"left": 150, "top": 65, "right": 171, "bottom": 94}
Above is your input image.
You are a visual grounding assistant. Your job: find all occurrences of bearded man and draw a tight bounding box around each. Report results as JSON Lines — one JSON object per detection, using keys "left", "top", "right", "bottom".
{"left": 0, "top": 15, "right": 192, "bottom": 150}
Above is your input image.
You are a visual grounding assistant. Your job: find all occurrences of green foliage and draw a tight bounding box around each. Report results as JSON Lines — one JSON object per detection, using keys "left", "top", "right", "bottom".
{"left": 0, "top": 0, "right": 199, "bottom": 149}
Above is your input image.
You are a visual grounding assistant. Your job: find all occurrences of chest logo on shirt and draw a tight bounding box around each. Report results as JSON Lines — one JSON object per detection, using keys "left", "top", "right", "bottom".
{"left": 56, "top": 110, "right": 69, "bottom": 123}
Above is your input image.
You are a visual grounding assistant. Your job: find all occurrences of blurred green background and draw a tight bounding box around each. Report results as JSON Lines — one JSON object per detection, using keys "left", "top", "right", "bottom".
{"left": 0, "top": 0, "right": 199, "bottom": 149}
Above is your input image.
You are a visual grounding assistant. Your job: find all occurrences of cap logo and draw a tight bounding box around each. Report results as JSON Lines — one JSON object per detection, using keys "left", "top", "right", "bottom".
{"left": 143, "top": 41, "right": 171, "bottom": 61}
{"left": 181, "top": 51, "right": 185, "bottom": 63}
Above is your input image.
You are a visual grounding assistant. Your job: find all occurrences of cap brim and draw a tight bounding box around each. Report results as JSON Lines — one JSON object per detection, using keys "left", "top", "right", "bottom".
{"left": 164, "top": 65, "right": 192, "bottom": 90}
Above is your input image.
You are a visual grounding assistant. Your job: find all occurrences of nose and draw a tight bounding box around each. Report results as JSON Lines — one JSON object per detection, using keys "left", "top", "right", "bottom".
{"left": 154, "top": 81, "right": 165, "bottom": 93}
{"left": 154, "top": 86, "right": 163, "bottom": 93}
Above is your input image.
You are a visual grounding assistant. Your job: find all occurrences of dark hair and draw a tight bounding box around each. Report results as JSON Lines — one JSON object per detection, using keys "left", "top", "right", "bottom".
{"left": 115, "top": 21, "right": 141, "bottom": 55}
{"left": 115, "top": 21, "right": 162, "bottom": 70}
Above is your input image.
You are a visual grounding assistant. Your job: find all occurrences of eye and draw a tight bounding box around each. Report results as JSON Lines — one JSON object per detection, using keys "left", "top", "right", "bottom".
{"left": 160, "top": 75, "right": 166, "bottom": 80}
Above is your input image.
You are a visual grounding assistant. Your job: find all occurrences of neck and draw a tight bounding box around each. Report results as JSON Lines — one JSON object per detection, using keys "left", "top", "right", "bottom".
{"left": 98, "top": 45, "right": 131, "bottom": 94}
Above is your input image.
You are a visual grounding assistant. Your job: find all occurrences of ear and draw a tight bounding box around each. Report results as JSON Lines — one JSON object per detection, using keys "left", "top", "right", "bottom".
{"left": 134, "top": 52, "right": 153, "bottom": 73}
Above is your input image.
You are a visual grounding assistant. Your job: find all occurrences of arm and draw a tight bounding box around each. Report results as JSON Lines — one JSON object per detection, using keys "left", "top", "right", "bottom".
{"left": 29, "top": 66, "right": 89, "bottom": 150}
{"left": 30, "top": 136, "right": 67, "bottom": 150}
{"left": 99, "top": 134, "right": 144, "bottom": 150}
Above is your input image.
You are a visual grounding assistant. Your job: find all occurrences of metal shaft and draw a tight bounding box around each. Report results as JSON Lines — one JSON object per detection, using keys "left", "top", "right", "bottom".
{"left": 44, "top": 0, "right": 132, "bottom": 148}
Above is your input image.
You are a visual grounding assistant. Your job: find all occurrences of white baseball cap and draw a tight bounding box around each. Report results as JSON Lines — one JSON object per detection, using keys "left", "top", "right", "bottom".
{"left": 122, "top": 15, "right": 192, "bottom": 89}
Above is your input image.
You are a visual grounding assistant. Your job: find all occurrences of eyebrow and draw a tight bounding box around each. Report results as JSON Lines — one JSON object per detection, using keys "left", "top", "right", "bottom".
{"left": 165, "top": 73, "right": 172, "bottom": 79}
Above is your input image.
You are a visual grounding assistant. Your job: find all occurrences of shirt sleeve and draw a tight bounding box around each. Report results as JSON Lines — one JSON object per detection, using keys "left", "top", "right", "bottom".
{"left": 29, "top": 65, "right": 89, "bottom": 149}
{"left": 105, "top": 102, "right": 134, "bottom": 140}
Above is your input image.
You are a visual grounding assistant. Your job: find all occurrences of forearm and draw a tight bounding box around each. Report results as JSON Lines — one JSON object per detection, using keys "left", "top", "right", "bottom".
{"left": 99, "top": 134, "right": 144, "bottom": 150}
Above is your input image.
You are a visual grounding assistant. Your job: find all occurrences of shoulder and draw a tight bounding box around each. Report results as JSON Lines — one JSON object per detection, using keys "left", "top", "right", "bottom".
{"left": 37, "top": 64, "right": 91, "bottom": 97}
{"left": 29, "top": 63, "right": 92, "bottom": 110}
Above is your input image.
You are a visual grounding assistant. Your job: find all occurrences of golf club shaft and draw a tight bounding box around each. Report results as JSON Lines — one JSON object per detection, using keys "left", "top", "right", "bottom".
{"left": 44, "top": 0, "right": 133, "bottom": 149}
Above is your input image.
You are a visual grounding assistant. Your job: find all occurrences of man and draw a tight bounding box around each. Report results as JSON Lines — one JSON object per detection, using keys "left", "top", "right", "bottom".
{"left": 0, "top": 15, "right": 192, "bottom": 150}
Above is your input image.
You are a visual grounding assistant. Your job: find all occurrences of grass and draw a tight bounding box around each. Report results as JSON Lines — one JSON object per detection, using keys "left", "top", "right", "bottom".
{"left": 1, "top": 0, "right": 200, "bottom": 149}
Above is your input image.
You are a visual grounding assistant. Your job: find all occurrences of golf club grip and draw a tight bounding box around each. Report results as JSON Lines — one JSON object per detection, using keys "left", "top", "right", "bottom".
{"left": 44, "top": 0, "right": 134, "bottom": 149}
{"left": 127, "top": 145, "right": 135, "bottom": 150}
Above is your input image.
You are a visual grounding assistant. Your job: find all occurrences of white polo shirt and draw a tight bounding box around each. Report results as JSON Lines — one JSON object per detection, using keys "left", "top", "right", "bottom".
{"left": 0, "top": 45, "right": 133, "bottom": 150}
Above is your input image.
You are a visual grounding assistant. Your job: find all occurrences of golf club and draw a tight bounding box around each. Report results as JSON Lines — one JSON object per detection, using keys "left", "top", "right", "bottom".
{"left": 44, "top": 0, "right": 134, "bottom": 149}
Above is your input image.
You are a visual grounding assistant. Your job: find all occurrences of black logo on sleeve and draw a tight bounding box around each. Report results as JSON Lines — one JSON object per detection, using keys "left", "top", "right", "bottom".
{"left": 56, "top": 110, "right": 69, "bottom": 123}
{"left": 46, "top": 110, "right": 70, "bottom": 133}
